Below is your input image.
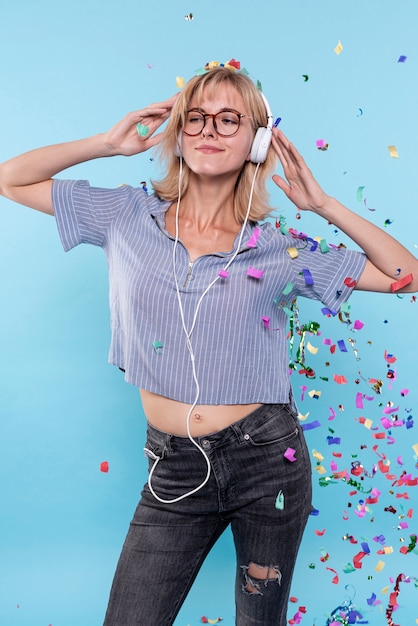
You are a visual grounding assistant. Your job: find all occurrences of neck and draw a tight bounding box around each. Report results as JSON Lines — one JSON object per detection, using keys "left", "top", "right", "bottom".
{"left": 178, "top": 172, "right": 240, "bottom": 230}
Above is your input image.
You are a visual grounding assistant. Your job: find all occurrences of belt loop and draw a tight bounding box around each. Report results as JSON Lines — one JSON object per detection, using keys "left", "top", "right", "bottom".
{"left": 231, "top": 421, "right": 244, "bottom": 443}
{"left": 164, "top": 433, "right": 173, "bottom": 455}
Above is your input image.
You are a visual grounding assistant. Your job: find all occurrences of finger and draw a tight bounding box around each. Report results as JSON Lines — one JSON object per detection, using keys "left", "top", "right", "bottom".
{"left": 144, "top": 132, "right": 165, "bottom": 149}
{"left": 272, "top": 174, "right": 291, "bottom": 196}
{"left": 272, "top": 134, "right": 290, "bottom": 169}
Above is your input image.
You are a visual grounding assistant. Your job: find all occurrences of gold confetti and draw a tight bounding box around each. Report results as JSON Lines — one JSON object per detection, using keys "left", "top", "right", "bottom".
{"left": 176, "top": 76, "right": 185, "bottom": 88}
{"left": 388, "top": 145, "right": 399, "bottom": 158}
{"left": 334, "top": 40, "right": 343, "bottom": 55}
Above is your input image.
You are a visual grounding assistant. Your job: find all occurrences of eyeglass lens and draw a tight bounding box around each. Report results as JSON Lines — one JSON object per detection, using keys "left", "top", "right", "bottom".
{"left": 184, "top": 110, "right": 241, "bottom": 136}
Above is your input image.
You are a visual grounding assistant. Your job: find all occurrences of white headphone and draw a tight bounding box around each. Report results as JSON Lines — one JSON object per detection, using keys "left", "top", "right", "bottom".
{"left": 175, "top": 91, "right": 273, "bottom": 164}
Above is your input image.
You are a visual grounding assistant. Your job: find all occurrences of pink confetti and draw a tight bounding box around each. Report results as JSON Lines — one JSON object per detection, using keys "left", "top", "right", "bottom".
{"left": 284, "top": 447, "right": 297, "bottom": 462}
{"left": 247, "top": 267, "right": 264, "bottom": 279}
{"left": 246, "top": 227, "right": 261, "bottom": 248}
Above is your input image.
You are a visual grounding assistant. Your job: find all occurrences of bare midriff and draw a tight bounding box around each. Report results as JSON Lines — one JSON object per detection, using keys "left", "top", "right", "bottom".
{"left": 140, "top": 389, "right": 262, "bottom": 437}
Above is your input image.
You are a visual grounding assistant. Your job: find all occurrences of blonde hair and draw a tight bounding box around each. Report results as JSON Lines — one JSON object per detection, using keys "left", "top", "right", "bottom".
{"left": 151, "top": 67, "right": 278, "bottom": 223}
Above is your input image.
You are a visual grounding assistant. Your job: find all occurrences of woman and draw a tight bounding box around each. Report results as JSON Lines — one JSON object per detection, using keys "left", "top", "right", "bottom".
{"left": 1, "top": 66, "right": 417, "bottom": 625}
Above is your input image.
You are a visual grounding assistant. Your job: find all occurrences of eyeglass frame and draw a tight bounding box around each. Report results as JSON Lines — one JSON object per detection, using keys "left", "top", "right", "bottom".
{"left": 181, "top": 108, "right": 251, "bottom": 138}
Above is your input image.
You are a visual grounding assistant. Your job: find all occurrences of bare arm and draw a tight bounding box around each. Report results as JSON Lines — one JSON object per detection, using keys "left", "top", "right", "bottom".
{"left": 271, "top": 129, "right": 418, "bottom": 293}
{"left": 0, "top": 96, "right": 177, "bottom": 216}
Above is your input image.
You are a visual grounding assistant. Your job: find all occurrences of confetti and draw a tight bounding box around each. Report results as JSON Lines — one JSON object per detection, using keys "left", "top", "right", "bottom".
{"left": 326, "top": 566, "right": 339, "bottom": 584}
{"left": 275, "top": 489, "right": 285, "bottom": 510}
{"left": 333, "top": 374, "right": 348, "bottom": 384}
{"left": 316, "top": 139, "right": 329, "bottom": 151}
{"left": 390, "top": 273, "right": 413, "bottom": 292}
{"left": 287, "top": 247, "right": 299, "bottom": 259}
{"left": 334, "top": 40, "right": 343, "bottom": 55}
{"left": 356, "top": 186, "right": 366, "bottom": 201}
{"left": 246, "top": 227, "right": 261, "bottom": 248}
{"left": 136, "top": 123, "right": 149, "bottom": 137}
{"left": 284, "top": 447, "right": 297, "bottom": 462}
{"left": 343, "top": 277, "right": 357, "bottom": 288}
{"left": 302, "top": 74, "right": 309, "bottom": 82}
{"left": 100, "top": 461, "right": 109, "bottom": 473}
{"left": 247, "top": 267, "right": 264, "bottom": 279}
{"left": 301, "top": 268, "right": 314, "bottom": 285}
{"left": 175, "top": 76, "right": 185, "bottom": 88}
{"left": 397, "top": 55, "right": 407, "bottom": 63}
{"left": 152, "top": 340, "right": 163, "bottom": 354}
{"left": 388, "top": 145, "right": 399, "bottom": 158}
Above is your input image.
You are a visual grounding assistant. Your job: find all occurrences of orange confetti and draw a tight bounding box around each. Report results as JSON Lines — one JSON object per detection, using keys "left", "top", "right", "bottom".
{"left": 333, "top": 374, "right": 348, "bottom": 384}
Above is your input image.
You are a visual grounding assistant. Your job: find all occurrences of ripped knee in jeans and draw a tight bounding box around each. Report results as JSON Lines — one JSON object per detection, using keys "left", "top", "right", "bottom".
{"left": 241, "top": 562, "right": 282, "bottom": 595}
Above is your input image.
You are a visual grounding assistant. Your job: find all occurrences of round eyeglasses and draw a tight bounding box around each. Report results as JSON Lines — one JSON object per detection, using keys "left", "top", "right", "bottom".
{"left": 182, "top": 108, "right": 248, "bottom": 137}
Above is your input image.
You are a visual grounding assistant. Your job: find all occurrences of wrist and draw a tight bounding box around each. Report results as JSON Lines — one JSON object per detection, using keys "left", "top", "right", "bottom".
{"left": 313, "top": 195, "right": 340, "bottom": 221}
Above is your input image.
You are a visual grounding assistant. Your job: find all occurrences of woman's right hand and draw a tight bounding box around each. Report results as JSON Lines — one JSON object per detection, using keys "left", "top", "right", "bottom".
{"left": 103, "top": 95, "right": 178, "bottom": 157}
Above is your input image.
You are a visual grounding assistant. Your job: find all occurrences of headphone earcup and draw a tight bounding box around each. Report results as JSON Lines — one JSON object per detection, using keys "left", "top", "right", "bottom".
{"left": 174, "top": 131, "right": 182, "bottom": 157}
{"left": 250, "top": 127, "right": 272, "bottom": 164}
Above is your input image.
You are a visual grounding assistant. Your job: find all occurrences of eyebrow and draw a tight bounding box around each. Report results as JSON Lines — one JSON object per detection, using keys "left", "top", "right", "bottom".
{"left": 188, "top": 107, "right": 242, "bottom": 114}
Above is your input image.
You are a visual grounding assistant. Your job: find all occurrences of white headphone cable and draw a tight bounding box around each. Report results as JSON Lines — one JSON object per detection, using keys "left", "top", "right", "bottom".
{"left": 146, "top": 157, "right": 260, "bottom": 504}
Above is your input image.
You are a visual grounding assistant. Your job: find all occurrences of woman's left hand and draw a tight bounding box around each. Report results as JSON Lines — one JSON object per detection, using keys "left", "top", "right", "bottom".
{"left": 271, "top": 128, "right": 329, "bottom": 214}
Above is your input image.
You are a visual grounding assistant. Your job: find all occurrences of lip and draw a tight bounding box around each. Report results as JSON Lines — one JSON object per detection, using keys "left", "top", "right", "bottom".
{"left": 195, "top": 144, "right": 223, "bottom": 154}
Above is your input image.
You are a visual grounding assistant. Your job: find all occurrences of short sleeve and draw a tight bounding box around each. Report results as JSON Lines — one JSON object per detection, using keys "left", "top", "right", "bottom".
{"left": 52, "top": 179, "right": 138, "bottom": 251}
{"left": 284, "top": 234, "right": 367, "bottom": 313}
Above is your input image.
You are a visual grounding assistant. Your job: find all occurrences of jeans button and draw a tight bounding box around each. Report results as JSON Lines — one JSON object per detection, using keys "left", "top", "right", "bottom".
{"left": 202, "top": 439, "right": 210, "bottom": 449}
{"left": 244, "top": 433, "right": 250, "bottom": 440}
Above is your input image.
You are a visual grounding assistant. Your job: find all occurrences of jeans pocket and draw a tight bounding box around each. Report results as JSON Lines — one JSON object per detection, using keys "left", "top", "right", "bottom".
{"left": 242, "top": 405, "right": 300, "bottom": 447}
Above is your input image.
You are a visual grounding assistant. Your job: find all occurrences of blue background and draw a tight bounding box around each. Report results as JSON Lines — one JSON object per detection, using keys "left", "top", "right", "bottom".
{"left": 1, "top": 0, "right": 417, "bottom": 624}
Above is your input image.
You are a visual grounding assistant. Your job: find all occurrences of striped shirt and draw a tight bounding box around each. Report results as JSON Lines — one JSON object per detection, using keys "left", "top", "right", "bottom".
{"left": 52, "top": 179, "right": 366, "bottom": 404}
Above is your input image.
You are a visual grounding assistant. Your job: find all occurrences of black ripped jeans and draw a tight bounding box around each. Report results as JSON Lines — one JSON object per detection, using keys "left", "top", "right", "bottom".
{"left": 103, "top": 404, "right": 312, "bottom": 626}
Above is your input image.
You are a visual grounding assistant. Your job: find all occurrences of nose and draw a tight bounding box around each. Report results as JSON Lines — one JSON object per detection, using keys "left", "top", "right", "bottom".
{"left": 201, "top": 115, "right": 216, "bottom": 137}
